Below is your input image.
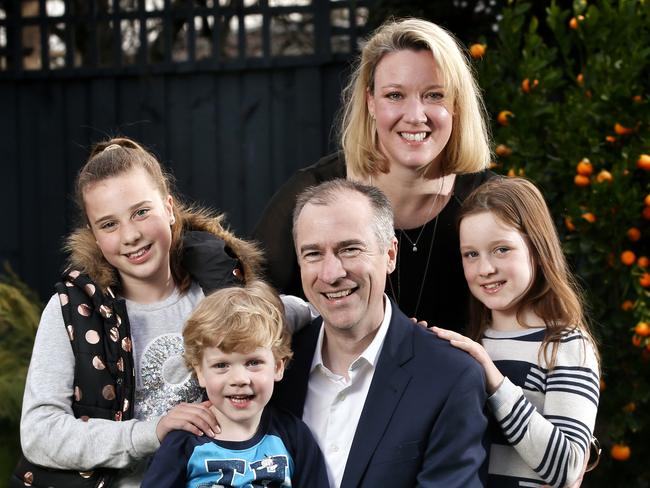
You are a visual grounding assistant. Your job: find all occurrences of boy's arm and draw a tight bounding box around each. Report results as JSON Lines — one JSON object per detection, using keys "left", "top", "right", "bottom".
{"left": 291, "top": 420, "right": 330, "bottom": 487}
{"left": 141, "top": 430, "right": 190, "bottom": 488}
{"left": 277, "top": 408, "right": 329, "bottom": 487}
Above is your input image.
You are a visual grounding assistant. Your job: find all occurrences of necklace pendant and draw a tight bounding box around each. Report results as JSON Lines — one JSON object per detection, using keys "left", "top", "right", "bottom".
{"left": 412, "top": 245, "right": 417, "bottom": 252}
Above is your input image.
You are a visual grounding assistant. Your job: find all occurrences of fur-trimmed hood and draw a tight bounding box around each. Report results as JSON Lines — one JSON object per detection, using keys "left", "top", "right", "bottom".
{"left": 64, "top": 205, "right": 263, "bottom": 292}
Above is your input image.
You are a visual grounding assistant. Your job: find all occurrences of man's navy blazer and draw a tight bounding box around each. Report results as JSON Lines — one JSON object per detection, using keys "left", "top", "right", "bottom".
{"left": 273, "top": 302, "right": 488, "bottom": 487}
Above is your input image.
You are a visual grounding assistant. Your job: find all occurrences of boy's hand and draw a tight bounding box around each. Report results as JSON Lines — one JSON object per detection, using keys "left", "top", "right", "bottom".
{"left": 156, "top": 400, "right": 220, "bottom": 441}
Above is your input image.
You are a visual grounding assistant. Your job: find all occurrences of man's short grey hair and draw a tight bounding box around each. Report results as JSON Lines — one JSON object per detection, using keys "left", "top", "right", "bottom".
{"left": 292, "top": 179, "right": 395, "bottom": 249}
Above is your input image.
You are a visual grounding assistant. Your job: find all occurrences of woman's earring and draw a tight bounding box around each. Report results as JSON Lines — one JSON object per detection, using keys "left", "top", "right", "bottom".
{"left": 170, "top": 216, "right": 176, "bottom": 226}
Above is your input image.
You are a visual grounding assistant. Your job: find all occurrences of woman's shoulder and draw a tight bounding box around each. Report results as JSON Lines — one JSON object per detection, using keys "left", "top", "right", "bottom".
{"left": 453, "top": 170, "right": 497, "bottom": 202}
{"left": 252, "top": 152, "right": 346, "bottom": 235}
{"left": 283, "top": 152, "right": 346, "bottom": 193}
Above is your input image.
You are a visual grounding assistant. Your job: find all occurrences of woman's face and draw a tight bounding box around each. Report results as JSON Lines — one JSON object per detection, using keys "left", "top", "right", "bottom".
{"left": 367, "top": 49, "right": 453, "bottom": 173}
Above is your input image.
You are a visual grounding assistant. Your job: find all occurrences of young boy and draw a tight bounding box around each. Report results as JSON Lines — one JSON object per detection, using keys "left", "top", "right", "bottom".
{"left": 141, "top": 281, "right": 329, "bottom": 488}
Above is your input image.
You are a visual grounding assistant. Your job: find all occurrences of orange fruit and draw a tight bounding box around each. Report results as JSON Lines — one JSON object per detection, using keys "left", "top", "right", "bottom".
{"left": 605, "top": 135, "right": 617, "bottom": 143}
{"left": 645, "top": 194, "right": 650, "bottom": 206}
{"left": 621, "top": 250, "right": 636, "bottom": 266}
{"left": 638, "top": 256, "right": 649, "bottom": 268}
{"left": 565, "top": 217, "right": 575, "bottom": 232}
{"left": 640, "top": 272, "right": 650, "bottom": 287}
{"left": 569, "top": 15, "right": 584, "bottom": 29}
{"left": 596, "top": 169, "right": 613, "bottom": 183}
{"left": 632, "top": 335, "right": 642, "bottom": 347}
{"left": 581, "top": 212, "right": 596, "bottom": 223}
{"left": 576, "top": 158, "right": 593, "bottom": 175}
{"left": 495, "top": 144, "right": 513, "bottom": 157}
{"left": 507, "top": 168, "right": 516, "bottom": 177}
{"left": 574, "top": 174, "right": 590, "bottom": 187}
{"left": 576, "top": 73, "right": 584, "bottom": 86}
{"left": 637, "top": 154, "right": 650, "bottom": 170}
{"left": 643, "top": 206, "right": 650, "bottom": 220}
{"left": 621, "top": 300, "right": 635, "bottom": 311}
{"left": 497, "top": 110, "right": 513, "bottom": 126}
{"left": 614, "top": 123, "right": 634, "bottom": 135}
{"left": 623, "top": 402, "right": 637, "bottom": 413}
{"left": 611, "top": 443, "right": 631, "bottom": 461}
{"left": 633, "top": 95, "right": 643, "bottom": 103}
{"left": 469, "top": 43, "right": 486, "bottom": 59}
{"left": 635, "top": 322, "right": 650, "bottom": 337}
{"left": 627, "top": 227, "right": 641, "bottom": 241}
{"left": 521, "top": 78, "right": 539, "bottom": 93}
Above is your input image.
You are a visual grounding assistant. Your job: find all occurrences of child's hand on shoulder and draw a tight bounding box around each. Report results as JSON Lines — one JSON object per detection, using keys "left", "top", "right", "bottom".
{"left": 431, "top": 327, "right": 504, "bottom": 395}
{"left": 156, "top": 400, "right": 220, "bottom": 441}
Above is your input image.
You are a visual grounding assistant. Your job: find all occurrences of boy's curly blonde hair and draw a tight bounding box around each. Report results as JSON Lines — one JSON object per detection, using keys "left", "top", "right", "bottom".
{"left": 183, "top": 281, "right": 293, "bottom": 369}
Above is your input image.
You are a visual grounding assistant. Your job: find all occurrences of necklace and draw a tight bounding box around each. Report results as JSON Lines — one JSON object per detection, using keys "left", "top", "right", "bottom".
{"left": 388, "top": 213, "right": 440, "bottom": 318}
{"left": 389, "top": 175, "right": 445, "bottom": 252}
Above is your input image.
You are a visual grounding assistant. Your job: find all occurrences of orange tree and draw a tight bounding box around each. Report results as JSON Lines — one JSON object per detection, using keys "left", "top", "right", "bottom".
{"left": 472, "top": 0, "right": 650, "bottom": 485}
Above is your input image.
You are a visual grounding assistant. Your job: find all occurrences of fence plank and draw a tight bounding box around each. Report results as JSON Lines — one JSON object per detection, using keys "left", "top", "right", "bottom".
{"left": 0, "top": 82, "right": 20, "bottom": 270}
{"left": 215, "top": 72, "right": 245, "bottom": 232}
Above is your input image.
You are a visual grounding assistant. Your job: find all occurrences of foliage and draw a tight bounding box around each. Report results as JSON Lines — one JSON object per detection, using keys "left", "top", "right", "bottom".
{"left": 368, "top": 0, "right": 506, "bottom": 44}
{"left": 473, "top": 0, "right": 650, "bottom": 485}
{"left": 0, "top": 265, "right": 42, "bottom": 488}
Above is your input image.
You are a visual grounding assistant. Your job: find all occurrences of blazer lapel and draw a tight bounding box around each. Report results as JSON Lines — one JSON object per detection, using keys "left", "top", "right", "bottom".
{"left": 341, "top": 304, "right": 414, "bottom": 487}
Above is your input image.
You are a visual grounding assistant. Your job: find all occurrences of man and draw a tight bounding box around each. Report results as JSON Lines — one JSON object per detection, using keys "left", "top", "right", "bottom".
{"left": 273, "top": 179, "right": 488, "bottom": 487}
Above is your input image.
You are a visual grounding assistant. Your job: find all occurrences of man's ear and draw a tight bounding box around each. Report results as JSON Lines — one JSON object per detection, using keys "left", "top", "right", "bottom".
{"left": 386, "top": 236, "right": 398, "bottom": 274}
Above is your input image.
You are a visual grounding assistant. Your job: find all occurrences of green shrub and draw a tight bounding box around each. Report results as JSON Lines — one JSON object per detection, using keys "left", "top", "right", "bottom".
{"left": 473, "top": 1, "right": 650, "bottom": 485}
{"left": 0, "top": 267, "right": 42, "bottom": 487}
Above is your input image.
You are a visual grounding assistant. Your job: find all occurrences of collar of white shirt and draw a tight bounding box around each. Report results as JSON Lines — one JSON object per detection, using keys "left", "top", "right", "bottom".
{"left": 309, "top": 295, "right": 393, "bottom": 374}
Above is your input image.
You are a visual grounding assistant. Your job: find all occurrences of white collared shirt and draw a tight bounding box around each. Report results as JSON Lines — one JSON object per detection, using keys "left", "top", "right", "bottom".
{"left": 303, "top": 296, "right": 393, "bottom": 488}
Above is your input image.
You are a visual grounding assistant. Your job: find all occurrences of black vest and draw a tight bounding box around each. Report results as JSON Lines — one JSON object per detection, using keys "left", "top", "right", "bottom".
{"left": 56, "top": 270, "right": 135, "bottom": 422}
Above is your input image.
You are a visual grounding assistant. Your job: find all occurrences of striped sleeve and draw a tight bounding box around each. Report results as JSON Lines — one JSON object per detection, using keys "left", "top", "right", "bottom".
{"left": 487, "top": 332, "right": 599, "bottom": 487}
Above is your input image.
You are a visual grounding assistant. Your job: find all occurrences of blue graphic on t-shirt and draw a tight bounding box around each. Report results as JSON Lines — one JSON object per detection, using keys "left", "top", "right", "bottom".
{"left": 187, "top": 435, "right": 293, "bottom": 487}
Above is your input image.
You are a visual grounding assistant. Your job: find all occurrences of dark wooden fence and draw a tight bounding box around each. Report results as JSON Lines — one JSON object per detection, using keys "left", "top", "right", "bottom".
{"left": 0, "top": 0, "right": 372, "bottom": 299}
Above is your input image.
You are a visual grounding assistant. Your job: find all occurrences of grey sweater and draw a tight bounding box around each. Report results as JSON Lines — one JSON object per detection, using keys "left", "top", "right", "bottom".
{"left": 21, "top": 283, "right": 205, "bottom": 488}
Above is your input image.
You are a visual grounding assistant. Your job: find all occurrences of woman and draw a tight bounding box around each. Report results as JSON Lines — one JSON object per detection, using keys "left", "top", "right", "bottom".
{"left": 253, "top": 18, "right": 492, "bottom": 331}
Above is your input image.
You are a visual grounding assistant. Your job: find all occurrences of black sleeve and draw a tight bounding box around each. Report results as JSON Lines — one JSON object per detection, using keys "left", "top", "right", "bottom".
{"left": 182, "top": 231, "right": 244, "bottom": 294}
{"left": 272, "top": 407, "right": 330, "bottom": 488}
{"left": 141, "top": 431, "right": 190, "bottom": 488}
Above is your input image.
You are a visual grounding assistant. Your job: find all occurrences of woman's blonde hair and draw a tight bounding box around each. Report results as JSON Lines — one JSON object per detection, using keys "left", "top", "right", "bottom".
{"left": 340, "top": 18, "right": 491, "bottom": 178}
{"left": 459, "top": 177, "right": 600, "bottom": 370}
{"left": 66, "top": 136, "right": 217, "bottom": 293}
{"left": 183, "top": 281, "right": 293, "bottom": 369}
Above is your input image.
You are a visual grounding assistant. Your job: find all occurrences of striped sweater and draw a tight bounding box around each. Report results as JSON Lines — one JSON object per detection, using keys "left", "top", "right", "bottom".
{"left": 483, "top": 327, "right": 599, "bottom": 488}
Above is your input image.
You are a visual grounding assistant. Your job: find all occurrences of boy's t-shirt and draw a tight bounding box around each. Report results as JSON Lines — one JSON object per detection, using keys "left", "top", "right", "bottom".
{"left": 141, "top": 404, "right": 329, "bottom": 488}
